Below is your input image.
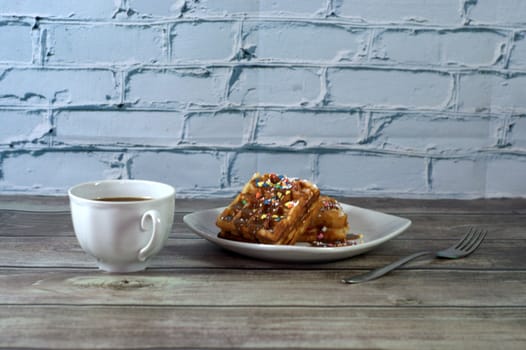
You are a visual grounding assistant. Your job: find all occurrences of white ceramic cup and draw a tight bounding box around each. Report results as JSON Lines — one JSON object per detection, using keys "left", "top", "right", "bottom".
{"left": 68, "top": 180, "right": 175, "bottom": 273}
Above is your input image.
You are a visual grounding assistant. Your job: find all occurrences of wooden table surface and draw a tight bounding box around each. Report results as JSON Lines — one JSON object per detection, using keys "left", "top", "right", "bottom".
{"left": 0, "top": 195, "right": 525, "bottom": 349}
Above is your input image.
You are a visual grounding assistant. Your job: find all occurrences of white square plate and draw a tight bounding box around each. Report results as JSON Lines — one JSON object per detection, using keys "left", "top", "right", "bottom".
{"left": 183, "top": 203, "right": 411, "bottom": 263}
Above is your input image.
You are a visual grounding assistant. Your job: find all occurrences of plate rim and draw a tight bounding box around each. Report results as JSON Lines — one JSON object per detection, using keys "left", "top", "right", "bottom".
{"left": 183, "top": 203, "right": 411, "bottom": 261}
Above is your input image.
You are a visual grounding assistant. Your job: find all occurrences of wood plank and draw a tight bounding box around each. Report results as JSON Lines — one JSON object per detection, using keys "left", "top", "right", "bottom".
{"left": 0, "top": 196, "right": 229, "bottom": 212}
{"left": 0, "top": 236, "right": 524, "bottom": 270}
{"left": 402, "top": 213, "right": 526, "bottom": 240}
{"left": 0, "top": 196, "right": 524, "bottom": 350}
{"left": 339, "top": 197, "right": 526, "bottom": 215}
{"left": 0, "top": 269, "right": 524, "bottom": 307}
{"left": 0, "top": 210, "right": 189, "bottom": 237}
{"left": 0, "top": 195, "right": 70, "bottom": 211}
{"left": 0, "top": 306, "right": 524, "bottom": 349}
{"left": 2, "top": 209, "right": 525, "bottom": 241}
{"left": 0, "top": 210, "right": 74, "bottom": 237}
{"left": 1, "top": 195, "right": 525, "bottom": 214}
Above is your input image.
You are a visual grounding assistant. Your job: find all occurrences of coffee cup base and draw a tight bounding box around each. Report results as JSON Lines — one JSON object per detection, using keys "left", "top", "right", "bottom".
{"left": 97, "top": 261, "right": 148, "bottom": 273}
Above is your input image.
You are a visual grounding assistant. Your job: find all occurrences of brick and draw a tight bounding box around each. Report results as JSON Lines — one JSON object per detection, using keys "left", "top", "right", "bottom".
{"left": 169, "top": 0, "right": 326, "bottom": 17}
{"left": 46, "top": 24, "right": 166, "bottom": 64}
{"left": 0, "top": 23, "right": 32, "bottom": 62}
{"left": 486, "top": 158, "right": 526, "bottom": 197}
{"left": 317, "top": 153, "right": 426, "bottom": 193}
{"left": 509, "top": 117, "right": 526, "bottom": 149}
{"left": 126, "top": 68, "right": 228, "bottom": 106}
{"left": 509, "top": 32, "right": 526, "bottom": 69}
{"left": 254, "top": 110, "right": 361, "bottom": 146}
{"left": 370, "top": 113, "right": 496, "bottom": 151}
{"left": 228, "top": 67, "right": 321, "bottom": 105}
{"left": 130, "top": 152, "right": 224, "bottom": 189}
{"left": 54, "top": 110, "right": 184, "bottom": 146}
{"left": 327, "top": 68, "right": 451, "bottom": 108}
{"left": 127, "top": 0, "right": 185, "bottom": 17}
{"left": 372, "top": 29, "right": 506, "bottom": 67}
{"left": 0, "top": 0, "right": 117, "bottom": 19}
{"left": 0, "top": 110, "right": 50, "bottom": 145}
{"left": 229, "top": 152, "right": 314, "bottom": 187}
{"left": 171, "top": 21, "right": 237, "bottom": 62}
{"left": 430, "top": 158, "right": 485, "bottom": 196}
{"left": 334, "top": 0, "right": 461, "bottom": 25}
{"left": 458, "top": 73, "right": 526, "bottom": 113}
{"left": 184, "top": 111, "right": 251, "bottom": 146}
{"left": 0, "top": 68, "right": 118, "bottom": 106}
{"left": 242, "top": 22, "right": 368, "bottom": 62}
{"left": 467, "top": 0, "right": 526, "bottom": 25}
{"left": 1, "top": 152, "right": 113, "bottom": 190}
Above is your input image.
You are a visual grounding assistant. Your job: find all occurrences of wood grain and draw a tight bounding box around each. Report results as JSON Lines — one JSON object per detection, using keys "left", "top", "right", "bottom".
{"left": 1, "top": 236, "right": 524, "bottom": 270}
{"left": 1, "top": 306, "right": 524, "bottom": 350}
{"left": 0, "top": 268, "right": 525, "bottom": 307}
{"left": 1, "top": 196, "right": 525, "bottom": 349}
{"left": 2, "top": 195, "right": 525, "bottom": 214}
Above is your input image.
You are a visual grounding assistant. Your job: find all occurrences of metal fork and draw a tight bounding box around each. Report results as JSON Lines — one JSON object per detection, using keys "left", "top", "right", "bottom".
{"left": 341, "top": 227, "right": 487, "bottom": 284}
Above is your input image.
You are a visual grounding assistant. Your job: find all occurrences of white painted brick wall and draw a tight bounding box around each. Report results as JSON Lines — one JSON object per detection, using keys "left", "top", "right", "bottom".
{"left": 242, "top": 22, "right": 368, "bottom": 62}
{"left": 171, "top": 21, "right": 237, "bottom": 62}
{"left": 2, "top": 152, "right": 119, "bottom": 190}
{"left": 47, "top": 23, "right": 167, "bottom": 64}
{"left": 54, "top": 110, "right": 184, "bottom": 146}
{"left": 0, "top": 68, "right": 118, "bottom": 106}
{"left": 0, "top": 0, "right": 525, "bottom": 198}
{"left": 510, "top": 32, "right": 526, "bottom": 68}
{"left": 126, "top": 68, "right": 228, "bottom": 107}
{"left": 0, "top": 110, "right": 50, "bottom": 145}
{"left": 431, "top": 159, "right": 486, "bottom": 196}
{"left": 0, "top": 0, "right": 117, "bottom": 19}
{"left": 467, "top": 0, "right": 526, "bottom": 25}
{"left": 130, "top": 152, "right": 225, "bottom": 190}
{"left": 231, "top": 152, "right": 316, "bottom": 186}
{"left": 318, "top": 153, "right": 427, "bottom": 194}
{"left": 183, "top": 111, "right": 252, "bottom": 146}
{"left": 228, "top": 67, "right": 322, "bottom": 105}
{"left": 369, "top": 113, "right": 497, "bottom": 151}
{"left": 459, "top": 73, "right": 526, "bottom": 113}
{"left": 254, "top": 111, "right": 361, "bottom": 147}
{"left": 371, "top": 29, "right": 506, "bottom": 67}
{"left": 334, "top": 0, "right": 462, "bottom": 25}
{"left": 0, "top": 23, "right": 33, "bottom": 62}
{"left": 328, "top": 68, "right": 452, "bottom": 108}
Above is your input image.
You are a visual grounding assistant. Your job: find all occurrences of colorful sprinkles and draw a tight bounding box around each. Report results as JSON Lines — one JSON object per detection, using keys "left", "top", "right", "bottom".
{"left": 220, "top": 172, "right": 359, "bottom": 247}
{"left": 254, "top": 174, "right": 294, "bottom": 189}
{"left": 246, "top": 173, "right": 301, "bottom": 226}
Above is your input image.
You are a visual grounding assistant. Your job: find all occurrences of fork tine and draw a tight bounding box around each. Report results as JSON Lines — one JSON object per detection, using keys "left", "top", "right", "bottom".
{"left": 458, "top": 227, "right": 476, "bottom": 250}
{"left": 342, "top": 227, "right": 488, "bottom": 283}
{"left": 462, "top": 229, "right": 487, "bottom": 253}
{"left": 455, "top": 227, "right": 475, "bottom": 250}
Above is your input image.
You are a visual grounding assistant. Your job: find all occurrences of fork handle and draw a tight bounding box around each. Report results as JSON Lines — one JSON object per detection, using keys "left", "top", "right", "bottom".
{"left": 341, "top": 251, "right": 433, "bottom": 284}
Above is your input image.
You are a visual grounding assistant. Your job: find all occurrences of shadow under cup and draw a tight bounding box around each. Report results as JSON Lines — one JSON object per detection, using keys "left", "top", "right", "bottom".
{"left": 68, "top": 180, "right": 175, "bottom": 273}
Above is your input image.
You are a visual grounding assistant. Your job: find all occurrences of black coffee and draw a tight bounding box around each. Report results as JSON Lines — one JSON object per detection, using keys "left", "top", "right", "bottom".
{"left": 94, "top": 197, "right": 152, "bottom": 202}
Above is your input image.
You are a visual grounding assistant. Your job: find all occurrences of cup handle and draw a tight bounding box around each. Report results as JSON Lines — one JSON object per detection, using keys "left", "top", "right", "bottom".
{"left": 138, "top": 209, "right": 163, "bottom": 262}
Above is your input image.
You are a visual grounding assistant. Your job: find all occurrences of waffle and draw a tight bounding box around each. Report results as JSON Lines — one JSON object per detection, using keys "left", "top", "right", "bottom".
{"left": 299, "top": 196, "right": 349, "bottom": 244}
{"left": 216, "top": 173, "right": 321, "bottom": 245}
